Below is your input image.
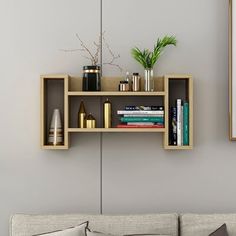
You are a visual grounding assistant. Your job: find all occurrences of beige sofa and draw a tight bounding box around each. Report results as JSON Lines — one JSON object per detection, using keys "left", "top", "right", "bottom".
{"left": 10, "top": 213, "right": 236, "bottom": 236}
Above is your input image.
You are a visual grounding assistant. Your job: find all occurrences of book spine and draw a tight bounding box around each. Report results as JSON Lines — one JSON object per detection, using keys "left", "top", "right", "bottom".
{"left": 183, "top": 102, "right": 189, "bottom": 145}
{"left": 117, "top": 124, "right": 164, "bottom": 128}
{"left": 170, "top": 107, "right": 177, "bottom": 145}
{"left": 177, "top": 99, "right": 182, "bottom": 146}
{"left": 181, "top": 105, "right": 183, "bottom": 145}
{"left": 125, "top": 106, "right": 164, "bottom": 111}
{"left": 127, "top": 122, "right": 155, "bottom": 125}
{"left": 120, "top": 117, "right": 164, "bottom": 123}
{"left": 124, "top": 114, "right": 164, "bottom": 117}
{"left": 117, "top": 110, "right": 164, "bottom": 115}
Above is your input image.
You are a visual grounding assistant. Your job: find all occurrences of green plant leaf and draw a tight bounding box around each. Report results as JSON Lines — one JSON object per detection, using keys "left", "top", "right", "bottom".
{"left": 131, "top": 35, "right": 177, "bottom": 69}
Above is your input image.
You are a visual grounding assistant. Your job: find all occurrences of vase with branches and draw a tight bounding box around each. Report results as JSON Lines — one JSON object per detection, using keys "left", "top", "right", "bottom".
{"left": 131, "top": 35, "right": 177, "bottom": 92}
{"left": 61, "top": 32, "right": 122, "bottom": 91}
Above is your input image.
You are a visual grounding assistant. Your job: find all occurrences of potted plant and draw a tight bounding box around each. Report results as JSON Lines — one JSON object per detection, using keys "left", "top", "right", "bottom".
{"left": 131, "top": 36, "right": 177, "bottom": 91}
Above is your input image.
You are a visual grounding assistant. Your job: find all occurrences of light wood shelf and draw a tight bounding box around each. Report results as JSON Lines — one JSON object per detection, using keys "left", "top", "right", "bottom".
{"left": 41, "top": 74, "right": 193, "bottom": 150}
{"left": 68, "top": 128, "right": 166, "bottom": 133}
{"left": 163, "top": 145, "right": 193, "bottom": 150}
{"left": 67, "top": 91, "right": 166, "bottom": 96}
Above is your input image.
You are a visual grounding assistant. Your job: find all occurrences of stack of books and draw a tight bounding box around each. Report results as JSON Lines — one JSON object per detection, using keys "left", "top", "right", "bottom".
{"left": 169, "top": 99, "right": 189, "bottom": 146}
{"left": 117, "top": 106, "right": 164, "bottom": 128}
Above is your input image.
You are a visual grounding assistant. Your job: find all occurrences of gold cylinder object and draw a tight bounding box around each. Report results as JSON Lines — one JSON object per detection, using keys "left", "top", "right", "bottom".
{"left": 78, "top": 101, "right": 86, "bottom": 128}
{"left": 103, "top": 99, "right": 112, "bottom": 128}
{"left": 86, "top": 113, "right": 96, "bottom": 128}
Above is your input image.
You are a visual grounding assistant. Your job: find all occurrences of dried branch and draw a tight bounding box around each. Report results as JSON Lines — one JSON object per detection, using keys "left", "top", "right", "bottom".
{"left": 102, "top": 31, "right": 123, "bottom": 72}
{"left": 76, "top": 34, "right": 97, "bottom": 65}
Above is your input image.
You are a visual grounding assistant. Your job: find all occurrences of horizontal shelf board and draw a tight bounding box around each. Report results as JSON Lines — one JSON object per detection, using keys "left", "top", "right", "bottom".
{"left": 164, "top": 145, "right": 193, "bottom": 150}
{"left": 68, "top": 128, "right": 165, "bottom": 133}
{"left": 67, "top": 91, "right": 166, "bottom": 96}
{"left": 42, "top": 145, "right": 68, "bottom": 150}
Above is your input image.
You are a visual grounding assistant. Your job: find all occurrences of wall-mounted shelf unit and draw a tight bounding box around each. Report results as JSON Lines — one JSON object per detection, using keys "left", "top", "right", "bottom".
{"left": 40, "top": 74, "right": 193, "bottom": 150}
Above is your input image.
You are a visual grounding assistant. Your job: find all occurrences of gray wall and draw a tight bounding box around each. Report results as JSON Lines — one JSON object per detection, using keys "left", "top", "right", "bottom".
{"left": 0, "top": 0, "right": 235, "bottom": 235}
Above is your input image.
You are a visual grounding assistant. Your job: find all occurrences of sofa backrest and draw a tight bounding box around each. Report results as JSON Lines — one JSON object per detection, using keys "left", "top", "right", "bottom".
{"left": 10, "top": 213, "right": 178, "bottom": 236}
{"left": 180, "top": 214, "right": 236, "bottom": 236}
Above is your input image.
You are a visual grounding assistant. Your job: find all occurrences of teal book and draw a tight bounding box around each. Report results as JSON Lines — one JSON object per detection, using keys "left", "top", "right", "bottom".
{"left": 183, "top": 102, "right": 189, "bottom": 145}
{"left": 120, "top": 116, "right": 164, "bottom": 123}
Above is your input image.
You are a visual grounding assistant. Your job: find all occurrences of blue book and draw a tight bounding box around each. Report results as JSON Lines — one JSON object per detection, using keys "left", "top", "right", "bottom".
{"left": 183, "top": 102, "right": 189, "bottom": 145}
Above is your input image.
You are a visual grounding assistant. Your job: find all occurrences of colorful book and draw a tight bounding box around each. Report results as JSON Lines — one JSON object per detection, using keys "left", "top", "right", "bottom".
{"left": 117, "top": 110, "right": 164, "bottom": 115}
{"left": 127, "top": 122, "right": 155, "bottom": 125}
{"left": 183, "top": 102, "right": 189, "bottom": 145}
{"left": 170, "top": 107, "right": 177, "bottom": 145}
{"left": 125, "top": 106, "right": 164, "bottom": 111}
{"left": 120, "top": 117, "right": 164, "bottom": 123}
{"left": 117, "top": 124, "right": 164, "bottom": 128}
{"left": 124, "top": 114, "right": 164, "bottom": 117}
{"left": 176, "top": 99, "right": 182, "bottom": 146}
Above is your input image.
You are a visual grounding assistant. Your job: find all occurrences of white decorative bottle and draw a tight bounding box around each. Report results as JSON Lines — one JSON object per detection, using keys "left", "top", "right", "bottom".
{"left": 48, "top": 109, "right": 63, "bottom": 145}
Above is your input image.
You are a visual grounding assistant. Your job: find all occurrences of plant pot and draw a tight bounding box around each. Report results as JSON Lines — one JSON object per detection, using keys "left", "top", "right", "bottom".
{"left": 82, "top": 65, "right": 101, "bottom": 91}
{"left": 144, "top": 68, "right": 154, "bottom": 92}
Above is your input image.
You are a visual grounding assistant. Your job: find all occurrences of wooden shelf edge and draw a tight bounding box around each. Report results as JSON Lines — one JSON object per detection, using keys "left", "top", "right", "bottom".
{"left": 68, "top": 128, "right": 165, "bottom": 133}
{"left": 164, "top": 74, "right": 192, "bottom": 79}
{"left": 67, "top": 91, "right": 166, "bottom": 96}
{"left": 164, "top": 145, "right": 193, "bottom": 150}
{"left": 41, "top": 145, "right": 69, "bottom": 150}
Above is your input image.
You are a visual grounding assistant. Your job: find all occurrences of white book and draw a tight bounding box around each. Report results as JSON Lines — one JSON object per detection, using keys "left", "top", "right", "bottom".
{"left": 117, "top": 110, "right": 164, "bottom": 115}
{"left": 124, "top": 114, "right": 163, "bottom": 117}
{"left": 176, "top": 99, "right": 182, "bottom": 146}
{"left": 127, "top": 122, "right": 155, "bottom": 125}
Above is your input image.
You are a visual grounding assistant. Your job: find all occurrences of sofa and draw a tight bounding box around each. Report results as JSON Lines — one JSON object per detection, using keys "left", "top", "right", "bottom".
{"left": 10, "top": 213, "right": 236, "bottom": 236}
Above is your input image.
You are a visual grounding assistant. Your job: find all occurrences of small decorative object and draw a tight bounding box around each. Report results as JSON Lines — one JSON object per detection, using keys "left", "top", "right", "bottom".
{"left": 125, "top": 71, "right": 131, "bottom": 90}
{"left": 131, "top": 35, "right": 177, "bottom": 92}
{"left": 119, "top": 81, "right": 129, "bottom": 91}
{"left": 48, "top": 109, "right": 63, "bottom": 145}
{"left": 86, "top": 113, "right": 96, "bottom": 128}
{"left": 78, "top": 101, "right": 86, "bottom": 128}
{"left": 131, "top": 73, "right": 141, "bottom": 91}
{"left": 103, "top": 99, "right": 112, "bottom": 128}
{"left": 83, "top": 65, "right": 101, "bottom": 91}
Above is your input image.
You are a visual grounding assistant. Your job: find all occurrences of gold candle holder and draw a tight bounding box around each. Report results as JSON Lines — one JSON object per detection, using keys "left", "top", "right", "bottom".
{"left": 86, "top": 113, "right": 96, "bottom": 128}
{"left": 78, "top": 101, "right": 86, "bottom": 128}
{"left": 103, "top": 99, "right": 112, "bottom": 128}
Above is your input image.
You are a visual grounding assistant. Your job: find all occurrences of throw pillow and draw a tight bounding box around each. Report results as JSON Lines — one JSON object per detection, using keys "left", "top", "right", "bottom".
{"left": 209, "top": 224, "right": 228, "bottom": 236}
{"left": 33, "top": 221, "right": 88, "bottom": 236}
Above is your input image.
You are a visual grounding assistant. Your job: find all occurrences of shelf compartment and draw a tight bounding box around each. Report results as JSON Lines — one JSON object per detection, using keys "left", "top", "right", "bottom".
{"left": 68, "top": 76, "right": 165, "bottom": 93}
{"left": 68, "top": 128, "right": 166, "bottom": 133}
{"left": 40, "top": 75, "right": 69, "bottom": 149}
{"left": 164, "top": 75, "right": 193, "bottom": 150}
{"left": 68, "top": 96, "right": 164, "bottom": 129}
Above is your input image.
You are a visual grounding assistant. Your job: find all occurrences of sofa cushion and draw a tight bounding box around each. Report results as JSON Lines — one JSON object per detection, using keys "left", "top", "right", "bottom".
{"left": 180, "top": 214, "right": 236, "bottom": 236}
{"left": 10, "top": 214, "right": 178, "bottom": 236}
{"left": 87, "top": 230, "right": 171, "bottom": 236}
{"left": 209, "top": 224, "right": 228, "bottom": 236}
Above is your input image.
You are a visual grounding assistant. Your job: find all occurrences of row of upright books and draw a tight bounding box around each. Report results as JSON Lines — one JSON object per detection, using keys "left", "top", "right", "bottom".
{"left": 169, "top": 99, "right": 189, "bottom": 146}
{"left": 117, "top": 105, "right": 164, "bottom": 128}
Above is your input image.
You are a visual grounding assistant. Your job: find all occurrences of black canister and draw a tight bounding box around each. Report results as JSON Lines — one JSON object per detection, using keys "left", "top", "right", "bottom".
{"left": 82, "top": 65, "right": 101, "bottom": 91}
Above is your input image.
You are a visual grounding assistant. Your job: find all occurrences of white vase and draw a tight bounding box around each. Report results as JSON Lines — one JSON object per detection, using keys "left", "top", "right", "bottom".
{"left": 144, "top": 68, "right": 154, "bottom": 92}
{"left": 48, "top": 109, "right": 63, "bottom": 145}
